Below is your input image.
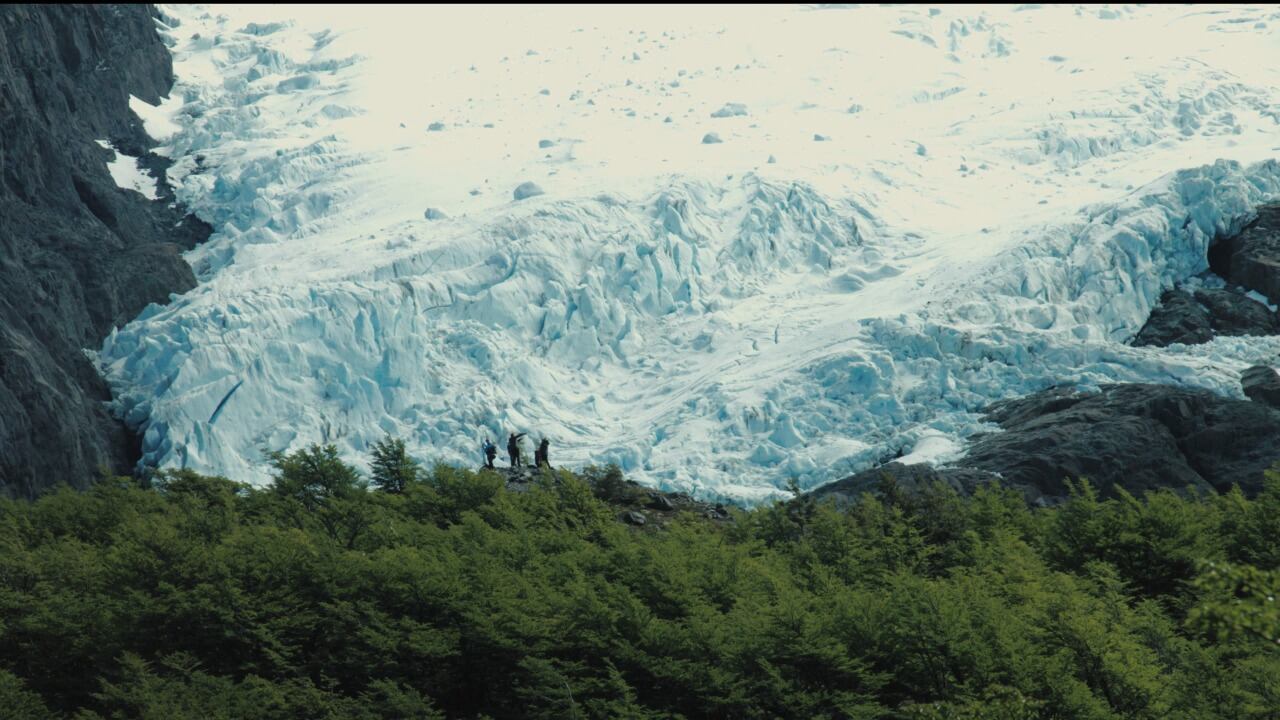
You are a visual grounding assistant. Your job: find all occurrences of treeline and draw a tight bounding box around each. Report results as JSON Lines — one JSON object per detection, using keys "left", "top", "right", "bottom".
{"left": 1, "top": 441, "right": 1278, "bottom": 719}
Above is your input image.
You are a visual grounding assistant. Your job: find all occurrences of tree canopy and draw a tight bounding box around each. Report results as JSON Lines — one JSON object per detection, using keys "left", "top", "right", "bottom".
{"left": 1, "top": 444, "right": 1277, "bottom": 719}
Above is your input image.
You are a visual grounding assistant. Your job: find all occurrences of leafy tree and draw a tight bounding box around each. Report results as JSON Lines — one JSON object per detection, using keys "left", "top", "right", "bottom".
{"left": 1188, "top": 560, "right": 1280, "bottom": 645}
{"left": 3, "top": 455, "right": 1280, "bottom": 718}
{"left": 267, "top": 443, "right": 363, "bottom": 510}
{"left": 266, "top": 443, "right": 372, "bottom": 547}
{"left": 0, "top": 670, "right": 52, "bottom": 720}
{"left": 581, "top": 464, "right": 635, "bottom": 504}
{"left": 369, "top": 435, "right": 420, "bottom": 494}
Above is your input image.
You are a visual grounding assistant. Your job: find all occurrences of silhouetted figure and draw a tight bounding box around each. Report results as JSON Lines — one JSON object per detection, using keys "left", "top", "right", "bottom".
{"left": 482, "top": 438, "right": 497, "bottom": 469}
{"left": 507, "top": 432, "right": 526, "bottom": 468}
{"left": 535, "top": 438, "right": 551, "bottom": 469}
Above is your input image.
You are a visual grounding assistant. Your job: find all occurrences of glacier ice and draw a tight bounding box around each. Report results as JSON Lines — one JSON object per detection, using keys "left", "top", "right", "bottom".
{"left": 97, "top": 5, "right": 1280, "bottom": 502}
{"left": 512, "top": 182, "right": 545, "bottom": 201}
{"left": 711, "top": 103, "right": 748, "bottom": 119}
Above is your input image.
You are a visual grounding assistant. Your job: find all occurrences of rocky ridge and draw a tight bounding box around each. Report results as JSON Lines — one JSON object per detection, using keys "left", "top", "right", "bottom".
{"left": 0, "top": 5, "right": 210, "bottom": 497}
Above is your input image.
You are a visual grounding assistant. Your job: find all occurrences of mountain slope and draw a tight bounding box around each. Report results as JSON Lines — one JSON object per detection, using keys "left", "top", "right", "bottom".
{"left": 0, "top": 5, "right": 209, "bottom": 496}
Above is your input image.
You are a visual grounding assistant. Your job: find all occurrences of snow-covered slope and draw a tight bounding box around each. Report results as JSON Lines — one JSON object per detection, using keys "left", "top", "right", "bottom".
{"left": 99, "top": 4, "right": 1280, "bottom": 500}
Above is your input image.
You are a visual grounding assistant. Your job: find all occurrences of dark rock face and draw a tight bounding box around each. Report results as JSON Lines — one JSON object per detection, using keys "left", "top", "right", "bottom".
{"left": 0, "top": 6, "right": 210, "bottom": 497}
{"left": 809, "top": 462, "right": 999, "bottom": 507}
{"left": 967, "top": 387, "right": 1204, "bottom": 499}
{"left": 815, "top": 384, "right": 1280, "bottom": 505}
{"left": 1132, "top": 290, "right": 1214, "bottom": 346}
{"left": 1210, "top": 204, "right": 1280, "bottom": 303}
{"left": 1194, "top": 288, "right": 1279, "bottom": 335}
{"left": 1241, "top": 366, "right": 1280, "bottom": 410}
{"left": 969, "top": 384, "right": 1280, "bottom": 500}
{"left": 1133, "top": 288, "right": 1277, "bottom": 347}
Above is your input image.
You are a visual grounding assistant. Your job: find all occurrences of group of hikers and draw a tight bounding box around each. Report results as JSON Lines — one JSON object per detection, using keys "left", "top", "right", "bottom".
{"left": 482, "top": 432, "right": 551, "bottom": 471}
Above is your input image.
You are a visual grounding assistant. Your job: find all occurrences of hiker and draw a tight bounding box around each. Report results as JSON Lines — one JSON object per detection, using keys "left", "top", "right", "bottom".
{"left": 507, "top": 432, "right": 526, "bottom": 467}
{"left": 482, "top": 438, "right": 497, "bottom": 469}
{"left": 534, "top": 438, "right": 551, "bottom": 469}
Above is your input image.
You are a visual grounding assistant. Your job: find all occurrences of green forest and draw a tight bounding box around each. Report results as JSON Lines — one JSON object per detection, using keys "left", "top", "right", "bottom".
{"left": 1, "top": 442, "right": 1278, "bottom": 719}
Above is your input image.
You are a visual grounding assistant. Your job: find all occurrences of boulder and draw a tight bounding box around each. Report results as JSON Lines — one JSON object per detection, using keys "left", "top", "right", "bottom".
{"left": 648, "top": 494, "right": 675, "bottom": 511}
{"left": 1193, "top": 288, "right": 1278, "bottom": 336}
{"left": 1133, "top": 288, "right": 1276, "bottom": 347}
{"left": 622, "top": 510, "right": 647, "bottom": 526}
{"left": 1133, "top": 290, "right": 1212, "bottom": 347}
{"left": 1242, "top": 366, "right": 1280, "bottom": 410}
{"left": 1210, "top": 204, "right": 1280, "bottom": 302}
{"left": 966, "top": 384, "right": 1280, "bottom": 499}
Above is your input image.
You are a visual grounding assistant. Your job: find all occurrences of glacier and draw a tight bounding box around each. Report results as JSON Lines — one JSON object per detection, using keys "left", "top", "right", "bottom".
{"left": 97, "top": 5, "right": 1280, "bottom": 501}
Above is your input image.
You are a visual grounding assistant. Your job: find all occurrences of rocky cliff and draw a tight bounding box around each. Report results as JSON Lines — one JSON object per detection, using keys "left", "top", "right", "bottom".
{"left": 0, "top": 5, "right": 209, "bottom": 497}
{"left": 813, "top": 381, "right": 1280, "bottom": 506}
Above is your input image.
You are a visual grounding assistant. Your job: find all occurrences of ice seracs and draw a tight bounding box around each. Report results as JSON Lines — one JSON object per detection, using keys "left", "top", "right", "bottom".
{"left": 512, "top": 182, "right": 544, "bottom": 200}
{"left": 99, "top": 5, "right": 1280, "bottom": 501}
{"left": 710, "top": 102, "right": 748, "bottom": 118}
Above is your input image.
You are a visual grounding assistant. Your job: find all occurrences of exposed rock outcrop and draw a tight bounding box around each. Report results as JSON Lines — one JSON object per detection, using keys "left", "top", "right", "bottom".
{"left": 808, "top": 462, "right": 999, "bottom": 507}
{"left": 0, "top": 6, "right": 210, "bottom": 497}
{"left": 1209, "top": 204, "right": 1280, "bottom": 302}
{"left": 1132, "top": 289, "right": 1216, "bottom": 346}
{"left": 1241, "top": 365, "right": 1280, "bottom": 410}
{"left": 815, "top": 383, "right": 1280, "bottom": 505}
{"left": 963, "top": 384, "right": 1280, "bottom": 499}
{"left": 1133, "top": 288, "right": 1278, "bottom": 347}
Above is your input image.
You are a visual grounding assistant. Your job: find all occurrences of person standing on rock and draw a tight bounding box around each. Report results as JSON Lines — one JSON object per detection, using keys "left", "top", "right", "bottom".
{"left": 507, "top": 432, "right": 526, "bottom": 468}
{"left": 535, "top": 438, "right": 551, "bottom": 470}
{"left": 482, "top": 438, "right": 497, "bottom": 469}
